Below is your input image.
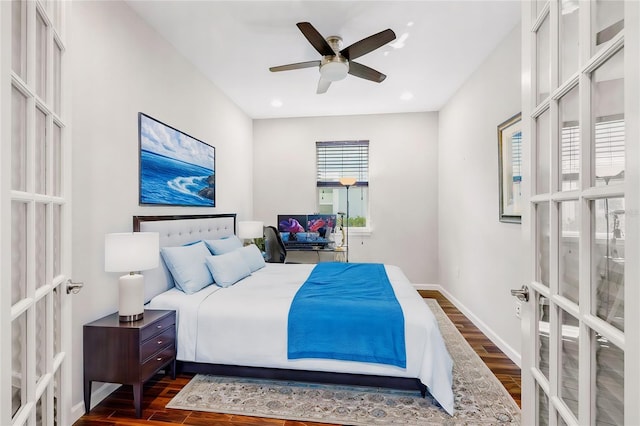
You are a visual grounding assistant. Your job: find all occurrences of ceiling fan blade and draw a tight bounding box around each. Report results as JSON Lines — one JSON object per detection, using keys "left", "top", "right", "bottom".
{"left": 269, "top": 60, "right": 321, "bottom": 72}
{"left": 297, "top": 22, "right": 336, "bottom": 56}
{"left": 317, "top": 77, "right": 331, "bottom": 94}
{"left": 348, "top": 61, "right": 387, "bottom": 83}
{"left": 340, "top": 29, "right": 396, "bottom": 60}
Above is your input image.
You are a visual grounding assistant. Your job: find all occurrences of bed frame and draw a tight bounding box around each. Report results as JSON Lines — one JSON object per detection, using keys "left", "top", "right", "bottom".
{"left": 133, "top": 213, "right": 427, "bottom": 397}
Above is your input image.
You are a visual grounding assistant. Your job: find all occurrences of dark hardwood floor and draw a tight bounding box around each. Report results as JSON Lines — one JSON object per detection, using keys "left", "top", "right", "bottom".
{"left": 74, "top": 291, "right": 521, "bottom": 426}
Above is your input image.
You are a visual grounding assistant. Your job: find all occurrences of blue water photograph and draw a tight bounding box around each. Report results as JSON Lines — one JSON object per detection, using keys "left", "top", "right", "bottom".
{"left": 139, "top": 113, "right": 215, "bottom": 206}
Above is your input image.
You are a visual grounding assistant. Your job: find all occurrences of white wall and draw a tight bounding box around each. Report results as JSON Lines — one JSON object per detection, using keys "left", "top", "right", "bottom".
{"left": 69, "top": 1, "right": 253, "bottom": 418}
{"left": 253, "top": 113, "right": 439, "bottom": 283}
{"left": 438, "top": 24, "right": 524, "bottom": 364}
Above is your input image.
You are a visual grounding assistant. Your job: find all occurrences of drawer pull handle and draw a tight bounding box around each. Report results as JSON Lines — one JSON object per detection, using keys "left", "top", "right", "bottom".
{"left": 156, "top": 325, "right": 162, "bottom": 329}
{"left": 157, "top": 357, "right": 163, "bottom": 361}
{"left": 157, "top": 340, "right": 163, "bottom": 344}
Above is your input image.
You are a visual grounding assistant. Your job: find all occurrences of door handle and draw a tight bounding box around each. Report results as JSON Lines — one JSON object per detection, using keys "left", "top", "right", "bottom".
{"left": 510, "top": 285, "right": 529, "bottom": 302}
{"left": 66, "top": 279, "right": 84, "bottom": 294}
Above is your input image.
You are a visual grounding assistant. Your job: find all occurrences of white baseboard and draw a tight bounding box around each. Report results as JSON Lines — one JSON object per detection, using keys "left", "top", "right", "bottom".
{"left": 413, "top": 283, "right": 521, "bottom": 367}
{"left": 70, "top": 382, "right": 121, "bottom": 424}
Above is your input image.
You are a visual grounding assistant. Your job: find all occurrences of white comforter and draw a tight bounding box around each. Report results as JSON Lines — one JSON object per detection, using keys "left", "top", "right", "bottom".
{"left": 147, "top": 263, "right": 454, "bottom": 414}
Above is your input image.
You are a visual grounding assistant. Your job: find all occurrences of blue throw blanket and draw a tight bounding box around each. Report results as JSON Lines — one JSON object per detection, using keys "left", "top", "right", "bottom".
{"left": 288, "top": 262, "right": 406, "bottom": 368}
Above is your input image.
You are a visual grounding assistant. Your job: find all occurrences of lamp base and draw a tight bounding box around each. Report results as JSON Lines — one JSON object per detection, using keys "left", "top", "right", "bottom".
{"left": 118, "top": 273, "right": 145, "bottom": 322}
{"left": 119, "top": 312, "right": 144, "bottom": 322}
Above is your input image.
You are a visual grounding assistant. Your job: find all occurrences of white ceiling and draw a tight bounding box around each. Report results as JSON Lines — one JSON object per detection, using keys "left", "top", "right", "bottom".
{"left": 126, "top": 1, "right": 521, "bottom": 119}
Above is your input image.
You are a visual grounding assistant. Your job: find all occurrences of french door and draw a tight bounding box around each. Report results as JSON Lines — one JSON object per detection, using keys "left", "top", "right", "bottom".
{"left": 521, "top": 1, "right": 639, "bottom": 425}
{"left": 1, "top": 1, "right": 72, "bottom": 425}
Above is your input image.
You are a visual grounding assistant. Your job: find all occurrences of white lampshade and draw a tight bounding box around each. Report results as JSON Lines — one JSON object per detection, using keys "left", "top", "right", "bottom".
{"left": 105, "top": 232, "right": 159, "bottom": 273}
{"left": 237, "top": 221, "right": 264, "bottom": 240}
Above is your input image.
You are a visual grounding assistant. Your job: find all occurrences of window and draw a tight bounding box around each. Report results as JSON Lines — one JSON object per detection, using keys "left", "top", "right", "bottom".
{"left": 316, "top": 141, "right": 369, "bottom": 227}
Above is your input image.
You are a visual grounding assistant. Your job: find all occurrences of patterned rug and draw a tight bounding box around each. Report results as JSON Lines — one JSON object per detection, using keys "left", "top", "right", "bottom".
{"left": 166, "top": 299, "right": 521, "bottom": 425}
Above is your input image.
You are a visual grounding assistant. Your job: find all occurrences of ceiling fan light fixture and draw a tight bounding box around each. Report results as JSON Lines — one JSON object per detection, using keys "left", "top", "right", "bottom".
{"left": 320, "top": 60, "right": 348, "bottom": 81}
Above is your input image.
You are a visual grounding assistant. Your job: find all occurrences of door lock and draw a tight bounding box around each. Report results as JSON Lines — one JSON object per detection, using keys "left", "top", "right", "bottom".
{"left": 510, "top": 285, "right": 529, "bottom": 302}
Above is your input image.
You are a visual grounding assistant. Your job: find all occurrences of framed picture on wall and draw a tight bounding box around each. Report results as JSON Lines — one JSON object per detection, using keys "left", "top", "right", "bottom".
{"left": 138, "top": 113, "right": 216, "bottom": 207}
{"left": 497, "top": 113, "right": 522, "bottom": 223}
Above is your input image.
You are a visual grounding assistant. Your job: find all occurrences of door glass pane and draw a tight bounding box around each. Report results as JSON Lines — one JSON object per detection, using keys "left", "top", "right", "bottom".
{"left": 560, "top": 310, "right": 579, "bottom": 418}
{"left": 36, "top": 203, "right": 47, "bottom": 289}
{"left": 53, "top": 40, "right": 62, "bottom": 114}
{"left": 594, "top": 0, "right": 624, "bottom": 52}
{"left": 538, "top": 294, "right": 550, "bottom": 379}
{"left": 559, "top": 0, "right": 579, "bottom": 82}
{"left": 537, "top": 202, "right": 550, "bottom": 286}
{"left": 593, "top": 49, "right": 624, "bottom": 187}
{"left": 36, "top": 9, "right": 48, "bottom": 100}
{"left": 36, "top": 107, "right": 47, "bottom": 194}
{"left": 12, "top": 85, "right": 27, "bottom": 192}
{"left": 592, "top": 197, "right": 625, "bottom": 331}
{"left": 52, "top": 123, "right": 62, "bottom": 196}
{"left": 537, "top": 15, "right": 551, "bottom": 104}
{"left": 36, "top": 298, "right": 47, "bottom": 380}
{"left": 560, "top": 86, "right": 579, "bottom": 191}
{"left": 12, "top": 201, "right": 27, "bottom": 304}
{"left": 53, "top": 204, "right": 61, "bottom": 276}
{"left": 12, "top": 0, "right": 27, "bottom": 79}
{"left": 558, "top": 415, "right": 569, "bottom": 426}
{"left": 11, "top": 314, "right": 26, "bottom": 419}
{"left": 595, "top": 333, "right": 623, "bottom": 425}
{"left": 538, "top": 383, "right": 549, "bottom": 426}
{"left": 560, "top": 201, "right": 579, "bottom": 303}
{"left": 537, "top": 109, "right": 551, "bottom": 194}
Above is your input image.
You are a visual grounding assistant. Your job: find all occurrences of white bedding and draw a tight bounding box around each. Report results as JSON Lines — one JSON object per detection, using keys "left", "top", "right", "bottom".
{"left": 147, "top": 263, "right": 454, "bottom": 414}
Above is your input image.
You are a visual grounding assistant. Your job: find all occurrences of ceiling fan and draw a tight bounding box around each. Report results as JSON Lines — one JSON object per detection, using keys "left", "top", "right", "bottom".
{"left": 269, "top": 22, "right": 396, "bottom": 94}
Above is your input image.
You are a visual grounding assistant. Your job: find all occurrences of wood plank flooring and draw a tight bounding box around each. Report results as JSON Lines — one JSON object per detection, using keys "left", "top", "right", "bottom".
{"left": 74, "top": 291, "right": 521, "bottom": 426}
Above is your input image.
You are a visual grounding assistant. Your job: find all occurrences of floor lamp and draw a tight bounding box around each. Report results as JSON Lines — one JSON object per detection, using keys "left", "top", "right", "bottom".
{"left": 339, "top": 177, "right": 357, "bottom": 262}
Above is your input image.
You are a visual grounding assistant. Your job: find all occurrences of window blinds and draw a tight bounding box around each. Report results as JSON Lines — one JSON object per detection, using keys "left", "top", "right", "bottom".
{"left": 316, "top": 140, "right": 369, "bottom": 187}
{"left": 561, "top": 118, "right": 625, "bottom": 181}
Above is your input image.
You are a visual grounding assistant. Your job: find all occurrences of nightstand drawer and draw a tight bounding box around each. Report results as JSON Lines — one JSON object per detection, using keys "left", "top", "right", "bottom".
{"left": 140, "top": 328, "right": 175, "bottom": 362}
{"left": 140, "top": 312, "right": 175, "bottom": 341}
{"left": 140, "top": 346, "right": 175, "bottom": 381}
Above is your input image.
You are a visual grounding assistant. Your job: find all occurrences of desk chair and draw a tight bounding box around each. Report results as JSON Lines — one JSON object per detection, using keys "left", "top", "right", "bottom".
{"left": 263, "top": 225, "right": 287, "bottom": 263}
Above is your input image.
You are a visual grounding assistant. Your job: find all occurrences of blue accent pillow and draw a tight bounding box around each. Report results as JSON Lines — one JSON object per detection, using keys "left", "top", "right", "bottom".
{"left": 205, "top": 235, "right": 243, "bottom": 255}
{"left": 205, "top": 250, "right": 252, "bottom": 288}
{"left": 160, "top": 241, "right": 213, "bottom": 294}
{"left": 238, "top": 244, "right": 266, "bottom": 272}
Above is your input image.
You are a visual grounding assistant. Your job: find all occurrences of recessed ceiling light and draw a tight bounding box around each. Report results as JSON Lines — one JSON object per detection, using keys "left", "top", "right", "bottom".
{"left": 271, "top": 99, "right": 283, "bottom": 108}
{"left": 400, "top": 91, "right": 414, "bottom": 101}
{"left": 407, "top": 21, "right": 414, "bottom": 27}
{"left": 389, "top": 33, "right": 409, "bottom": 49}
{"left": 383, "top": 51, "right": 390, "bottom": 56}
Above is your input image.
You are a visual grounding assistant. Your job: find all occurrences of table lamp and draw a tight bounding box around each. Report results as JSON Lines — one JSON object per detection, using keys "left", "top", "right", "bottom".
{"left": 339, "top": 177, "right": 357, "bottom": 262}
{"left": 238, "top": 221, "right": 264, "bottom": 245}
{"left": 105, "top": 232, "right": 159, "bottom": 322}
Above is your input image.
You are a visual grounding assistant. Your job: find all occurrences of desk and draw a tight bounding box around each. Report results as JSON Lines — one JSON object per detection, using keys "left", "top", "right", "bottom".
{"left": 286, "top": 246, "right": 346, "bottom": 263}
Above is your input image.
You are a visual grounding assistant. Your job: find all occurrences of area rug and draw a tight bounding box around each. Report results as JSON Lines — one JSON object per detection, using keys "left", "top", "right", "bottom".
{"left": 166, "top": 299, "right": 521, "bottom": 425}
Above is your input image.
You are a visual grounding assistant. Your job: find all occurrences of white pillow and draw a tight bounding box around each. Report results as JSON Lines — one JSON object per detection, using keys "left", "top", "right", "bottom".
{"left": 238, "top": 244, "right": 266, "bottom": 272}
{"left": 205, "top": 250, "right": 251, "bottom": 288}
{"left": 205, "top": 235, "right": 243, "bottom": 255}
{"left": 160, "top": 241, "right": 213, "bottom": 294}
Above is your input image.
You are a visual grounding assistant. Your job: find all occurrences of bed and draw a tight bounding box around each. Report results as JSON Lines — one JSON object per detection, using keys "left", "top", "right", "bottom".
{"left": 134, "top": 213, "right": 454, "bottom": 414}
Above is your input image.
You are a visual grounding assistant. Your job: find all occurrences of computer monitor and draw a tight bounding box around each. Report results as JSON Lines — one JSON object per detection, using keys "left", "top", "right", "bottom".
{"left": 306, "top": 214, "right": 336, "bottom": 238}
{"left": 277, "top": 215, "right": 306, "bottom": 234}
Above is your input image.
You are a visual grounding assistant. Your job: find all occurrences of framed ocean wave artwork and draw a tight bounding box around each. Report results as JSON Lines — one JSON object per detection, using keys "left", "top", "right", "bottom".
{"left": 138, "top": 113, "right": 215, "bottom": 207}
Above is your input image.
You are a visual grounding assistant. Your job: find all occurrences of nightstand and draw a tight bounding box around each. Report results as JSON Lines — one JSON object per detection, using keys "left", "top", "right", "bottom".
{"left": 83, "top": 309, "right": 176, "bottom": 418}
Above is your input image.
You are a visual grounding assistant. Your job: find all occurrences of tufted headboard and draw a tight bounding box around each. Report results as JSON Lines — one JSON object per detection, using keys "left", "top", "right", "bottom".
{"left": 133, "top": 213, "right": 236, "bottom": 302}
